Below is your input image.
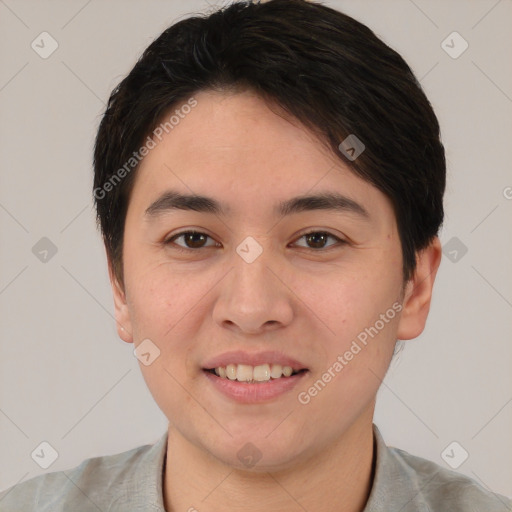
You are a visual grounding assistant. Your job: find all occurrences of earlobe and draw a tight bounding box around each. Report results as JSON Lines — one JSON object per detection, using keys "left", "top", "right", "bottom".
{"left": 396, "top": 237, "right": 442, "bottom": 341}
{"left": 108, "top": 260, "right": 134, "bottom": 344}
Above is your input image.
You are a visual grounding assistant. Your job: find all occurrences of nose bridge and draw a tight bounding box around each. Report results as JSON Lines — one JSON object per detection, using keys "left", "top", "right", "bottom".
{"left": 232, "top": 235, "right": 276, "bottom": 304}
{"left": 213, "top": 235, "right": 293, "bottom": 333}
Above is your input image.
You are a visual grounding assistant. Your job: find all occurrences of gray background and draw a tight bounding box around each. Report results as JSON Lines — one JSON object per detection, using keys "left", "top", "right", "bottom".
{"left": 1, "top": 0, "right": 511, "bottom": 500}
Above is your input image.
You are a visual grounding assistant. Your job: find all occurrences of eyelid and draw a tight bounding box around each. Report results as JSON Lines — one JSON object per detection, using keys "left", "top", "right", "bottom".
{"left": 291, "top": 229, "right": 346, "bottom": 250}
{"left": 164, "top": 228, "right": 347, "bottom": 252}
{"left": 164, "top": 229, "right": 219, "bottom": 249}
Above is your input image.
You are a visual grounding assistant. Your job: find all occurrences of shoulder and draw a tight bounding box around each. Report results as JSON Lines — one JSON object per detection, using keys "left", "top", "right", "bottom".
{"left": 368, "top": 424, "right": 511, "bottom": 512}
{"left": 390, "top": 445, "right": 512, "bottom": 512}
{"left": 0, "top": 440, "right": 157, "bottom": 512}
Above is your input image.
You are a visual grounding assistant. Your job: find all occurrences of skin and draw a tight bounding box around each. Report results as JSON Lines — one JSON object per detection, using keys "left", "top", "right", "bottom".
{"left": 110, "top": 89, "right": 442, "bottom": 512}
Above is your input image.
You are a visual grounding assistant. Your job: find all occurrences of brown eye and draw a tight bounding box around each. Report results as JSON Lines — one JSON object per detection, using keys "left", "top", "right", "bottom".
{"left": 164, "top": 230, "right": 345, "bottom": 253}
{"left": 294, "top": 231, "right": 345, "bottom": 250}
{"left": 165, "top": 231, "right": 218, "bottom": 251}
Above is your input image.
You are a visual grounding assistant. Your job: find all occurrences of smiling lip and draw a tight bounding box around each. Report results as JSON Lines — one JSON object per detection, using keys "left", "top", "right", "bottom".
{"left": 202, "top": 350, "right": 308, "bottom": 372}
{"left": 203, "top": 369, "right": 308, "bottom": 403}
{"left": 202, "top": 350, "right": 309, "bottom": 404}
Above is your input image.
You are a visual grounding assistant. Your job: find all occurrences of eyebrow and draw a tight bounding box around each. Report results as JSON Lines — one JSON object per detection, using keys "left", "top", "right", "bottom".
{"left": 144, "top": 190, "right": 370, "bottom": 220}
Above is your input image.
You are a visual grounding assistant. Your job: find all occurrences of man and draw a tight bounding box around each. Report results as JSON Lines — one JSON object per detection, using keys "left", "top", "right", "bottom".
{"left": 1, "top": 0, "right": 510, "bottom": 510}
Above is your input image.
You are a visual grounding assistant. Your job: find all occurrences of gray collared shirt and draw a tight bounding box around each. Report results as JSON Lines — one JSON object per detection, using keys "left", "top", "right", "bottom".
{"left": 0, "top": 424, "right": 510, "bottom": 511}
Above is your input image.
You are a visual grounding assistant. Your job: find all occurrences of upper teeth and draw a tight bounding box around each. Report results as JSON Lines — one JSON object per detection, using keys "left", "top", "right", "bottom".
{"left": 213, "top": 363, "right": 296, "bottom": 382}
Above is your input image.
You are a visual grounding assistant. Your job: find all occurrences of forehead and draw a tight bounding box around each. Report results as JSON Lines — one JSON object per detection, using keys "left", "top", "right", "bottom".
{"left": 128, "top": 90, "right": 395, "bottom": 226}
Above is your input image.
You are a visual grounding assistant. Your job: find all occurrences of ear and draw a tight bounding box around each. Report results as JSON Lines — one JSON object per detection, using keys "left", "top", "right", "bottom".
{"left": 396, "top": 236, "right": 442, "bottom": 340}
{"left": 107, "top": 258, "right": 134, "bottom": 344}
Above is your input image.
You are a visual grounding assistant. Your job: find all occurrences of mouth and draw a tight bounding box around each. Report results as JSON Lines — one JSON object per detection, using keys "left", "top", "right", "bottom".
{"left": 203, "top": 363, "right": 308, "bottom": 383}
{"left": 202, "top": 365, "right": 309, "bottom": 403}
{"left": 201, "top": 350, "right": 309, "bottom": 402}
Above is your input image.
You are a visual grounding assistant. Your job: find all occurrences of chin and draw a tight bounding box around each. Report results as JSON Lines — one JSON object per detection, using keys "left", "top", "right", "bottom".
{"left": 207, "top": 432, "right": 307, "bottom": 473}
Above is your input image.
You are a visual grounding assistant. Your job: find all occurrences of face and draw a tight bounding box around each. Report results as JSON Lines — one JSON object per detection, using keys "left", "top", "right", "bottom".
{"left": 111, "top": 89, "right": 439, "bottom": 471}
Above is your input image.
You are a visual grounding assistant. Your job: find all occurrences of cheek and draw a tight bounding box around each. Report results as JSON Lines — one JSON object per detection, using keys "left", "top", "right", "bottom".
{"left": 138, "top": 361, "right": 195, "bottom": 432}
{"left": 125, "top": 263, "right": 210, "bottom": 376}
{"left": 300, "top": 268, "right": 392, "bottom": 339}
{"left": 127, "top": 269, "right": 203, "bottom": 418}
{"left": 304, "top": 268, "right": 401, "bottom": 377}
{"left": 125, "top": 262, "right": 199, "bottom": 338}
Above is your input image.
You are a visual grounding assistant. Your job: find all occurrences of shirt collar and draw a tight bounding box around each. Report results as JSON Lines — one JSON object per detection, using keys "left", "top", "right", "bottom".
{"left": 364, "top": 423, "right": 431, "bottom": 512}
{"left": 110, "top": 429, "right": 168, "bottom": 511}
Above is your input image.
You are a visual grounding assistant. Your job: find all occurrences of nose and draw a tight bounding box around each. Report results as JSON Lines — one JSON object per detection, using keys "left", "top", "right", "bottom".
{"left": 212, "top": 242, "right": 294, "bottom": 335}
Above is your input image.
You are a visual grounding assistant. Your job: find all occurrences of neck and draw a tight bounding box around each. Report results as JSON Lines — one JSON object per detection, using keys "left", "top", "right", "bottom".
{"left": 163, "top": 409, "right": 376, "bottom": 512}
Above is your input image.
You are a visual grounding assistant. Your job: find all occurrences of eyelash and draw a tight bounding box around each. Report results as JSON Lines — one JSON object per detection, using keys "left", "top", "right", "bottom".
{"left": 163, "top": 230, "right": 347, "bottom": 253}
